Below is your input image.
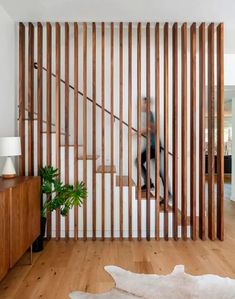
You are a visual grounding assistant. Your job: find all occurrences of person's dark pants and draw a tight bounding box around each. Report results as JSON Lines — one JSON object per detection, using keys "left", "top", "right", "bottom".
{"left": 136, "top": 146, "right": 164, "bottom": 186}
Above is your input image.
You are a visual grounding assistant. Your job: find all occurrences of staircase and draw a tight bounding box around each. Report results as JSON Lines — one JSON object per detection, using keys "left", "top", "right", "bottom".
{"left": 19, "top": 116, "right": 190, "bottom": 239}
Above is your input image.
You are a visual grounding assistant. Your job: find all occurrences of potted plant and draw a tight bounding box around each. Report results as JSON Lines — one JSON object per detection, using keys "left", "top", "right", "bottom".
{"left": 32, "top": 166, "right": 87, "bottom": 252}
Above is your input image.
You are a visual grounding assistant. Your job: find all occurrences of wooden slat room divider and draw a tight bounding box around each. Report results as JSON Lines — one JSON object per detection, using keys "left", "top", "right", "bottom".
{"left": 208, "top": 23, "right": 215, "bottom": 240}
{"left": 190, "top": 23, "right": 197, "bottom": 240}
{"left": 128, "top": 22, "right": 133, "bottom": 241}
{"left": 119, "top": 22, "right": 124, "bottom": 240}
{"left": 181, "top": 23, "right": 187, "bottom": 241}
{"left": 19, "top": 23, "right": 25, "bottom": 176}
{"left": 155, "top": 23, "right": 160, "bottom": 240}
{"left": 137, "top": 23, "right": 142, "bottom": 241}
{"left": 64, "top": 22, "right": 70, "bottom": 240}
{"left": 46, "top": 22, "right": 52, "bottom": 239}
{"left": 199, "top": 23, "right": 206, "bottom": 241}
{"left": 172, "top": 23, "right": 178, "bottom": 240}
{"left": 92, "top": 22, "right": 96, "bottom": 240}
{"left": 18, "top": 22, "right": 224, "bottom": 241}
{"left": 163, "top": 23, "right": 169, "bottom": 241}
{"left": 28, "top": 23, "right": 34, "bottom": 176}
{"left": 74, "top": 22, "right": 79, "bottom": 240}
{"left": 55, "top": 22, "right": 61, "bottom": 240}
{"left": 82, "top": 22, "right": 87, "bottom": 241}
{"left": 101, "top": 22, "right": 105, "bottom": 241}
{"left": 110, "top": 22, "right": 114, "bottom": 241}
{"left": 216, "top": 24, "right": 224, "bottom": 241}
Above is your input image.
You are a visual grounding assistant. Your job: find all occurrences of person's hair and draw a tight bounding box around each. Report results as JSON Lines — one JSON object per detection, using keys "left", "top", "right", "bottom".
{"left": 143, "top": 97, "right": 151, "bottom": 103}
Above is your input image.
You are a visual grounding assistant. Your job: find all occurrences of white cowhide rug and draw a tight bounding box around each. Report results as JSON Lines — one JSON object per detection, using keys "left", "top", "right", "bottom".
{"left": 69, "top": 265, "right": 235, "bottom": 299}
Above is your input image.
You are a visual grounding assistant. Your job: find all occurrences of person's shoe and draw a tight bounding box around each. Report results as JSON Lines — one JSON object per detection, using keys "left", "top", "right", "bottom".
{"left": 141, "top": 184, "right": 147, "bottom": 191}
{"left": 141, "top": 182, "right": 154, "bottom": 191}
{"left": 160, "top": 197, "right": 164, "bottom": 205}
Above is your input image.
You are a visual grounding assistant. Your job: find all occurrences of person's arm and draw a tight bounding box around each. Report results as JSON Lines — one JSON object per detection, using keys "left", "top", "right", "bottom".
{"left": 141, "top": 128, "right": 147, "bottom": 134}
{"left": 132, "top": 127, "right": 147, "bottom": 136}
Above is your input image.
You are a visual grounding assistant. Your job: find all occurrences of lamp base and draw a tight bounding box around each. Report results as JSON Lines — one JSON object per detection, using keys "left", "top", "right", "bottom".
{"left": 2, "top": 174, "right": 17, "bottom": 179}
{"left": 2, "top": 157, "right": 16, "bottom": 179}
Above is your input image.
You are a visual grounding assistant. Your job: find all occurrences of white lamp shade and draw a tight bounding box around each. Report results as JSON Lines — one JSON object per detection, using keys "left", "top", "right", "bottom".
{"left": 0, "top": 137, "right": 21, "bottom": 157}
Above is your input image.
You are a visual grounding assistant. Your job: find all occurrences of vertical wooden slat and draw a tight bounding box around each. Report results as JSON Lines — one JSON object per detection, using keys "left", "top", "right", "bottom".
{"left": 46, "top": 23, "right": 52, "bottom": 166}
{"left": 55, "top": 22, "right": 61, "bottom": 240}
{"left": 37, "top": 22, "right": 44, "bottom": 242}
{"left": 172, "top": 23, "right": 178, "bottom": 240}
{"left": 37, "top": 23, "right": 43, "bottom": 173}
{"left": 110, "top": 22, "right": 114, "bottom": 241}
{"left": 74, "top": 22, "right": 79, "bottom": 240}
{"left": 137, "top": 23, "right": 142, "bottom": 241}
{"left": 64, "top": 22, "right": 70, "bottom": 240}
{"left": 46, "top": 22, "right": 52, "bottom": 240}
{"left": 190, "top": 23, "right": 197, "bottom": 241}
{"left": 163, "top": 23, "right": 169, "bottom": 241}
{"left": 128, "top": 22, "right": 133, "bottom": 240}
{"left": 83, "top": 22, "right": 87, "bottom": 241}
{"left": 217, "top": 23, "right": 224, "bottom": 241}
{"left": 155, "top": 23, "right": 160, "bottom": 240}
{"left": 19, "top": 23, "right": 25, "bottom": 176}
{"left": 208, "top": 23, "right": 215, "bottom": 240}
{"left": 146, "top": 22, "right": 151, "bottom": 241}
{"left": 199, "top": 23, "right": 206, "bottom": 240}
{"left": 119, "top": 22, "right": 123, "bottom": 240}
{"left": 28, "top": 23, "right": 34, "bottom": 176}
{"left": 92, "top": 22, "right": 96, "bottom": 241}
{"left": 101, "top": 22, "right": 105, "bottom": 241}
{"left": 181, "top": 23, "right": 187, "bottom": 240}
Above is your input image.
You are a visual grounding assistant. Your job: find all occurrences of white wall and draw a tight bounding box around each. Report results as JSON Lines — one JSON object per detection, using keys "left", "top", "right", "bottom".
{"left": 0, "top": 6, "right": 16, "bottom": 173}
{"left": 223, "top": 55, "right": 235, "bottom": 201}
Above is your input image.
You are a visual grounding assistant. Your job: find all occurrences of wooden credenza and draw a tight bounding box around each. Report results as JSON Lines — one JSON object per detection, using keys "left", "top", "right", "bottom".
{"left": 0, "top": 176, "right": 40, "bottom": 281}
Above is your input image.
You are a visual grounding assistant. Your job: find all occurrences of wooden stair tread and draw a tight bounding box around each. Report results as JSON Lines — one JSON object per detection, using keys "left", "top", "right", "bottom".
{"left": 60, "top": 144, "right": 83, "bottom": 147}
{"left": 78, "top": 155, "right": 100, "bottom": 160}
{"left": 41, "top": 131, "right": 67, "bottom": 136}
{"left": 136, "top": 190, "right": 156, "bottom": 199}
{"left": 159, "top": 205, "right": 173, "bottom": 212}
{"left": 116, "top": 175, "right": 136, "bottom": 187}
{"left": 96, "top": 165, "right": 116, "bottom": 173}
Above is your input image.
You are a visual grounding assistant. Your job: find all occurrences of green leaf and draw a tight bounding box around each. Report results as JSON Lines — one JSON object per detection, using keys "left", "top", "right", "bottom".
{"left": 39, "top": 166, "right": 87, "bottom": 217}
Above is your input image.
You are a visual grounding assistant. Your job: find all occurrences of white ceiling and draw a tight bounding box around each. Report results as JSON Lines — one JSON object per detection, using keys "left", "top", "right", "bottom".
{"left": 1, "top": 0, "right": 235, "bottom": 53}
{"left": 0, "top": 0, "right": 234, "bottom": 23}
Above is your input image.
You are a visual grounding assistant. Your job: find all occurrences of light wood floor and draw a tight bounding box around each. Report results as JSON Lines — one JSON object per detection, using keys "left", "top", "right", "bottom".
{"left": 0, "top": 197, "right": 235, "bottom": 298}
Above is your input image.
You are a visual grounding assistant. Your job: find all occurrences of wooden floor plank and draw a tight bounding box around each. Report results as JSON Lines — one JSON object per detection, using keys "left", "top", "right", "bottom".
{"left": 0, "top": 198, "right": 234, "bottom": 299}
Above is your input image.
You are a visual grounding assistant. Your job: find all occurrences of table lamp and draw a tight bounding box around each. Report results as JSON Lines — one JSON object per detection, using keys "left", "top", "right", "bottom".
{"left": 0, "top": 137, "right": 21, "bottom": 179}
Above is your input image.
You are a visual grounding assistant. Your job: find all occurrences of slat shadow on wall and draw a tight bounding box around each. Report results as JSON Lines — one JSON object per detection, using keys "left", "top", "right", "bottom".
{"left": 18, "top": 22, "right": 224, "bottom": 241}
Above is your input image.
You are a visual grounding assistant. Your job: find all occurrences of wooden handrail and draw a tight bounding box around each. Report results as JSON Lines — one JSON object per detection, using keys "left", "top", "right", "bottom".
{"left": 34, "top": 62, "right": 173, "bottom": 156}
